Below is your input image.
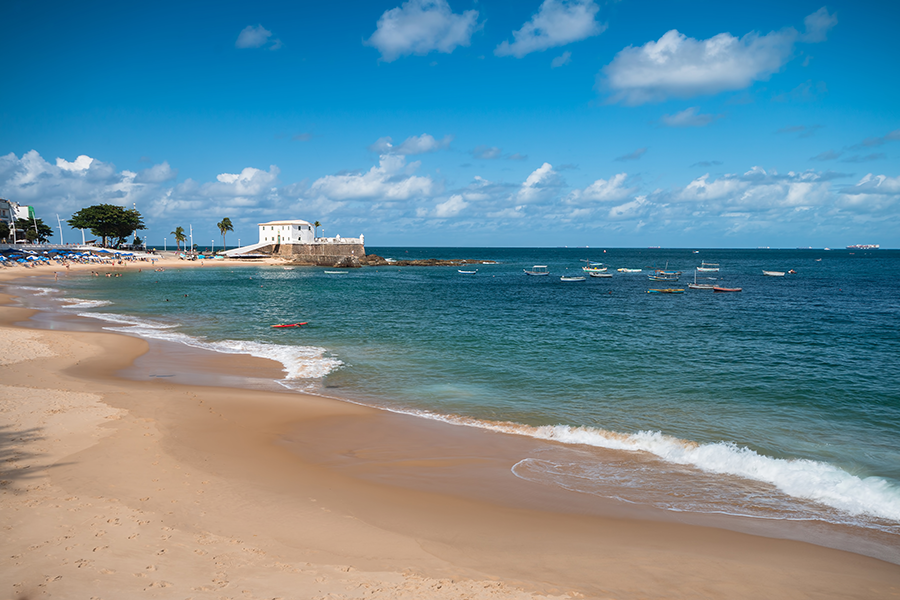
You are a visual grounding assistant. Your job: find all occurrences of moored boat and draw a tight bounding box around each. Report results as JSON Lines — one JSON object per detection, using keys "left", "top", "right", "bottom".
{"left": 617, "top": 268, "right": 642, "bottom": 272}
{"left": 458, "top": 268, "right": 478, "bottom": 274}
{"left": 524, "top": 265, "right": 550, "bottom": 276}
{"left": 697, "top": 261, "right": 719, "bottom": 272}
{"left": 763, "top": 270, "right": 785, "bottom": 277}
{"left": 713, "top": 287, "right": 742, "bottom": 292}
{"left": 560, "top": 275, "right": 586, "bottom": 282}
{"left": 647, "top": 288, "right": 684, "bottom": 294}
{"left": 589, "top": 272, "right": 612, "bottom": 278}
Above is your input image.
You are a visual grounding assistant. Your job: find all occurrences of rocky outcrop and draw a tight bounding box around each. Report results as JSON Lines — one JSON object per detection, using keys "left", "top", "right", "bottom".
{"left": 360, "top": 255, "right": 495, "bottom": 267}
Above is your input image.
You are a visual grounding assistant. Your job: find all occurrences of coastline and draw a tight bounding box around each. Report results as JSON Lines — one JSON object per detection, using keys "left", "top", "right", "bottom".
{"left": 2, "top": 262, "right": 900, "bottom": 598}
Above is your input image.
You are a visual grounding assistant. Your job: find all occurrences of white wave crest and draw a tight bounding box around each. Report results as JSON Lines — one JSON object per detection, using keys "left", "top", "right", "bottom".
{"left": 61, "top": 298, "right": 113, "bottom": 309}
{"left": 390, "top": 410, "right": 900, "bottom": 524}
{"left": 12, "top": 285, "right": 59, "bottom": 296}
{"left": 82, "top": 311, "right": 341, "bottom": 380}
{"left": 534, "top": 425, "right": 900, "bottom": 523}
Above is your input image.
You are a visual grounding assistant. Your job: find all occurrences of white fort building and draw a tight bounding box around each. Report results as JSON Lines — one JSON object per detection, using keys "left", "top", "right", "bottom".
{"left": 225, "top": 219, "right": 365, "bottom": 267}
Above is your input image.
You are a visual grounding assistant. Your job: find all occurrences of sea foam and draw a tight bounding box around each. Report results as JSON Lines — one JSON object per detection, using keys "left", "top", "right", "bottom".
{"left": 392, "top": 410, "right": 900, "bottom": 525}
{"left": 80, "top": 311, "right": 341, "bottom": 380}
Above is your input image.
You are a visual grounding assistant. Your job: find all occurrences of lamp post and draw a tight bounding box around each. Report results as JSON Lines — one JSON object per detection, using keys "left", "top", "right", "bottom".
{"left": 164, "top": 238, "right": 167, "bottom": 252}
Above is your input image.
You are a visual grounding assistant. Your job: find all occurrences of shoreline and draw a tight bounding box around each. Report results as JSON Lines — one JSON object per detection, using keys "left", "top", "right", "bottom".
{"left": 2, "top": 263, "right": 900, "bottom": 598}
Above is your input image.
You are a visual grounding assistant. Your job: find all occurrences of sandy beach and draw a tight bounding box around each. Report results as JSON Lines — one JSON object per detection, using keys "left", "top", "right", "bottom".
{"left": 2, "top": 258, "right": 900, "bottom": 599}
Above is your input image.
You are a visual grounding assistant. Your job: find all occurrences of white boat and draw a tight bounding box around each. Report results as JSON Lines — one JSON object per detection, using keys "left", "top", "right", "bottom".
{"left": 581, "top": 260, "right": 607, "bottom": 273}
{"left": 762, "top": 270, "right": 785, "bottom": 277}
{"left": 458, "top": 268, "right": 478, "bottom": 274}
{"left": 617, "top": 268, "right": 642, "bottom": 272}
{"left": 324, "top": 270, "right": 349, "bottom": 274}
{"left": 590, "top": 272, "right": 612, "bottom": 278}
{"left": 560, "top": 275, "right": 586, "bottom": 282}
{"left": 697, "top": 261, "right": 719, "bottom": 272}
{"left": 524, "top": 265, "right": 550, "bottom": 276}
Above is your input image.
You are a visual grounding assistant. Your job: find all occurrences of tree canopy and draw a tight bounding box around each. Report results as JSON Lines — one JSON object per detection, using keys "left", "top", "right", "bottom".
{"left": 0, "top": 221, "right": 9, "bottom": 242}
{"left": 68, "top": 204, "right": 145, "bottom": 247}
{"left": 20, "top": 217, "right": 54, "bottom": 243}
{"left": 171, "top": 226, "right": 186, "bottom": 251}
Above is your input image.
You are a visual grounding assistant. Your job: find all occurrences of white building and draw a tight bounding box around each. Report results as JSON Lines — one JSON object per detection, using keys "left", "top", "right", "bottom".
{"left": 258, "top": 220, "right": 315, "bottom": 244}
{"left": 257, "top": 220, "right": 364, "bottom": 246}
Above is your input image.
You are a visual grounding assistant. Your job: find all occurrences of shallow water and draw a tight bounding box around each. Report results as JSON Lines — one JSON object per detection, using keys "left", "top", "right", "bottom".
{"left": 10, "top": 247, "right": 900, "bottom": 545}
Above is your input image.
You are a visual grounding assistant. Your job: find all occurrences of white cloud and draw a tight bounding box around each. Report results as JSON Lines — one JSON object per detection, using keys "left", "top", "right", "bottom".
{"left": 802, "top": 7, "right": 838, "bottom": 43}
{"left": 495, "top": 0, "right": 605, "bottom": 58}
{"left": 56, "top": 155, "right": 94, "bottom": 172}
{"left": 517, "top": 163, "right": 562, "bottom": 203}
{"left": 602, "top": 27, "right": 796, "bottom": 104}
{"left": 568, "top": 173, "right": 634, "bottom": 205}
{"left": 309, "top": 155, "right": 435, "bottom": 201}
{"left": 135, "top": 161, "right": 177, "bottom": 184}
{"left": 600, "top": 8, "right": 835, "bottom": 105}
{"left": 434, "top": 194, "right": 468, "bottom": 217}
{"left": 608, "top": 196, "right": 650, "bottom": 220}
{"left": 660, "top": 106, "right": 719, "bottom": 127}
{"left": 236, "top": 25, "right": 281, "bottom": 50}
{"left": 365, "top": 0, "right": 480, "bottom": 62}
{"left": 551, "top": 51, "right": 572, "bottom": 68}
{"left": 844, "top": 174, "right": 900, "bottom": 196}
{"left": 368, "top": 133, "right": 453, "bottom": 155}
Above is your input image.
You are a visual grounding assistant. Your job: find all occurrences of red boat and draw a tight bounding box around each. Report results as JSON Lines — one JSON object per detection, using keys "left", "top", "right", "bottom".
{"left": 713, "top": 287, "right": 742, "bottom": 293}
{"left": 271, "top": 322, "right": 308, "bottom": 328}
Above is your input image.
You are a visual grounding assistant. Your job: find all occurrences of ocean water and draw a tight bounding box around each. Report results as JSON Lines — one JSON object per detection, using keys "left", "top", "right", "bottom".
{"left": 11, "top": 247, "right": 900, "bottom": 546}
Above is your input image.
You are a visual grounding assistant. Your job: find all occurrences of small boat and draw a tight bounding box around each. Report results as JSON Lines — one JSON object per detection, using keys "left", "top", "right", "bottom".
{"left": 697, "top": 261, "right": 719, "bottom": 272}
{"left": 458, "top": 268, "right": 478, "bottom": 274}
{"left": 271, "top": 322, "right": 308, "bottom": 328}
{"left": 589, "top": 272, "right": 612, "bottom": 278}
{"left": 560, "top": 276, "right": 586, "bottom": 282}
{"left": 581, "top": 260, "right": 607, "bottom": 273}
{"left": 324, "top": 270, "right": 349, "bottom": 274}
{"left": 524, "top": 265, "right": 550, "bottom": 276}
{"left": 763, "top": 270, "right": 785, "bottom": 277}
{"left": 648, "top": 271, "right": 680, "bottom": 281}
{"left": 688, "top": 270, "right": 717, "bottom": 290}
{"left": 647, "top": 288, "right": 684, "bottom": 294}
{"left": 713, "top": 287, "right": 742, "bottom": 292}
{"left": 617, "top": 268, "right": 642, "bottom": 273}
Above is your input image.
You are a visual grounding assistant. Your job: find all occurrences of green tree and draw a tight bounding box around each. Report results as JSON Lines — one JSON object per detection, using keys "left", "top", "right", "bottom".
{"left": 314, "top": 220, "right": 321, "bottom": 238}
{"left": 170, "top": 226, "right": 186, "bottom": 251}
{"left": 217, "top": 217, "right": 233, "bottom": 251}
{"left": 67, "top": 204, "right": 145, "bottom": 247}
{"left": 0, "top": 221, "right": 9, "bottom": 242}
{"left": 20, "top": 217, "right": 54, "bottom": 243}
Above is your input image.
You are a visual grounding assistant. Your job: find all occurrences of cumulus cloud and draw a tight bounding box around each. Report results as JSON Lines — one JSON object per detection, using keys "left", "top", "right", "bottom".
{"left": 471, "top": 145, "right": 503, "bottom": 160}
{"left": 365, "top": 0, "right": 480, "bottom": 62}
{"left": 236, "top": 25, "right": 281, "bottom": 50}
{"left": 495, "top": 0, "right": 605, "bottom": 58}
{"left": 433, "top": 194, "right": 468, "bottom": 217}
{"left": 600, "top": 8, "right": 834, "bottom": 105}
{"left": 309, "top": 155, "right": 435, "bottom": 201}
{"left": 660, "top": 107, "right": 719, "bottom": 127}
{"left": 615, "top": 147, "right": 647, "bottom": 162}
{"left": 368, "top": 133, "right": 453, "bottom": 155}
{"left": 517, "top": 163, "right": 563, "bottom": 203}
{"left": 567, "top": 173, "right": 634, "bottom": 205}
{"left": 135, "top": 161, "right": 177, "bottom": 184}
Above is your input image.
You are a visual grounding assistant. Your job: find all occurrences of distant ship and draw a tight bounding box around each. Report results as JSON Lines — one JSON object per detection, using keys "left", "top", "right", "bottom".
{"left": 846, "top": 244, "right": 880, "bottom": 250}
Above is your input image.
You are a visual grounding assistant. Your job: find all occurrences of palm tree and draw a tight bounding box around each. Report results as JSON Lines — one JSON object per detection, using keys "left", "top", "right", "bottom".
{"left": 217, "top": 217, "right": 234, "bottom": 251}
{"left": 171, "top": 226, "right": 186, "bottom": 251}
{"left": 314, "top": 220, "right": 321, "bottom": 239}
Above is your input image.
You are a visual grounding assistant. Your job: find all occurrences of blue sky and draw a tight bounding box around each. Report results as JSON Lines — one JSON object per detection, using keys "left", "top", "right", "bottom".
{"left": 1, "top": 0, "right": 898, "bottom": 248}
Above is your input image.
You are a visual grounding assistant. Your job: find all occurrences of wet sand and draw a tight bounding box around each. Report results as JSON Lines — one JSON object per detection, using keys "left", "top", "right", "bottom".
{"left": 2, "top": 261, "right": 900, "bottom": 599}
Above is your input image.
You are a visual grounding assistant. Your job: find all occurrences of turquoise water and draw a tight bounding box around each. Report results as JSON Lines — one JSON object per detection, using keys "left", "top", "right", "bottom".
{"left": 14, "top": 247, "right": 900, "bottom": 540}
